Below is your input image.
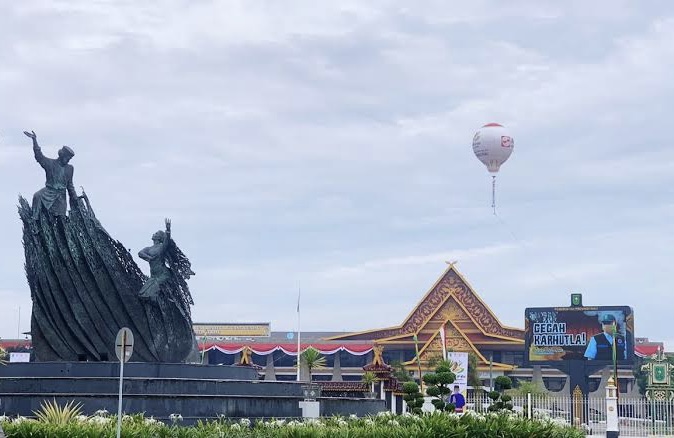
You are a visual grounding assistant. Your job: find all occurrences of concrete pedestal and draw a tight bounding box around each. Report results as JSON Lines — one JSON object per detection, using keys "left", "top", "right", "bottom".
{"left": 0, "top": 362, "right": 385, "bottom": 423}
{"left": 299, "top": 401, "right": 320, "bottom": 418}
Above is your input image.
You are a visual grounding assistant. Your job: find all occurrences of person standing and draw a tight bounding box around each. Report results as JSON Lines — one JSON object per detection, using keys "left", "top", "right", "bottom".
{"left": 583, "top": 314, "right": 627, "bottom": 361}
{"left": 449, "top": 385, "right": 466, "bottom": 413}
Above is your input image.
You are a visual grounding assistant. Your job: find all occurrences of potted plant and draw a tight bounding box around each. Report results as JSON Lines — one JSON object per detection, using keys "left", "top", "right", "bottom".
{"left": 361, "top": 371, "right": 378, "bottom": 398}
{"left": 299, "top": 347, "right": 326, "bottom": 400}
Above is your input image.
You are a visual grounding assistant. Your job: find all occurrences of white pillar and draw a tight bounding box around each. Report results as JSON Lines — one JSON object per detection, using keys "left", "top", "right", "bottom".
{"left": 390, "top": 392, "right": 397, "bottom": 413}
{"left": 401, "top": 398, "right": 407, "bottom": 413}
{"left": 606, "top": 376, "right": 619, "bottom": 438}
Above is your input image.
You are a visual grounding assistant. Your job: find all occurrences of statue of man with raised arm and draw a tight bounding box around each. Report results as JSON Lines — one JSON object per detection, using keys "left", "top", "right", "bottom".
{"left": 23, "top": 130, "right": 78, "bottom": 220}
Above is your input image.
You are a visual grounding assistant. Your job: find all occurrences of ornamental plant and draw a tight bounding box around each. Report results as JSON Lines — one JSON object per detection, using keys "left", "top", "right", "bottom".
{"left": 422, "top": 360, "right": 456, "bottom": 412}
{"left": 488, "top": 375, "right": 514, "bottom": 412}
{"left": 402, "top": 381, "right": 425, "bottom": 414}
{"left": 298, "top": 347, "right": 327, "bottom": 381}
{"left": 361, "top": 371, "right": 378, "bottom": 397}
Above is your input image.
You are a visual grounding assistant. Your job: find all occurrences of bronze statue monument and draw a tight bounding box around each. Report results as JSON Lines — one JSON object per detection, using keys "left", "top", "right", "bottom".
{"left": 18, "top": 130, "right": 196, "bottom": 363}
{"left": 24, "top": 131, "right": 77, "bottom": 220}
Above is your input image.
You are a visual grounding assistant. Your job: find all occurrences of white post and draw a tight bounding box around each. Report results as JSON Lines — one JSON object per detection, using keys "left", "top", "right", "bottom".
{"left": 116, "top": 331, "right": 126, "bottom": 438}
{"left": 606, "top": 376, "right": 619, "bottom": 438}
{"left": 296, "top": 283, "right": 301, "bottom": 381}
{"left": 527, "top": 392, "right": 532, "bottom": 419}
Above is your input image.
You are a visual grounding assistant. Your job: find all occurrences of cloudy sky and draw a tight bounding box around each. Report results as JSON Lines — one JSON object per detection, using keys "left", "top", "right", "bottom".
{"left": 1, "top": 1, "right": 673, "bottom": 350}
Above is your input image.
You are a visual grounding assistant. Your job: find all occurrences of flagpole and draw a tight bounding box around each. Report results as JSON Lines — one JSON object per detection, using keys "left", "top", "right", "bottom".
{"left": 296, "top": 282, "right": 301, "bottom": 381}
{"left": 413, "top": 334, "right": 423, "bottom": 392}
{"left": 440, "top": 323, "right": 447, "bottom": 360}
{"left": 612, "top": 321, "right": 618, "bottom": 400}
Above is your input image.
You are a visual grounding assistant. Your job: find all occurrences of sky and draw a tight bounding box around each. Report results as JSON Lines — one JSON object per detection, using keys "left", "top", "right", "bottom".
{"left": 1, "top": 1, "right": 673, "bottom": 350}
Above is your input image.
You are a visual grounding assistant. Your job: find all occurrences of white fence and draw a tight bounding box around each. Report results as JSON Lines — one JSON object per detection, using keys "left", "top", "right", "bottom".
{"left": 466, "top": 394, "right": 674, "bottom": 437}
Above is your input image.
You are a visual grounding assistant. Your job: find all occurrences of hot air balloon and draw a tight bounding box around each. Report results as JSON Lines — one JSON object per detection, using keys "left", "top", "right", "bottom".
{"left": 472, "top": 123, "right": 514, "bottom": 214}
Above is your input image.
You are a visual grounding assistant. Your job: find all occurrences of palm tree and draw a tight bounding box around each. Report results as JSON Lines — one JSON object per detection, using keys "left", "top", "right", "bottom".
{"left": 300, "top": 347, "right": 326, "bottom": 382}
{"left": 361, "top": 371, "right": 379, "bottom": 397}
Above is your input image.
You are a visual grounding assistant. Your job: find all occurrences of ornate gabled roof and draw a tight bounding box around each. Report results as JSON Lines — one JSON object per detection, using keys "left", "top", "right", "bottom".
{"left": 328, "top": 265, "right": 523, "bottom": 342}
{"left": 327, "top": 264, "right": 524, "bottom": 368}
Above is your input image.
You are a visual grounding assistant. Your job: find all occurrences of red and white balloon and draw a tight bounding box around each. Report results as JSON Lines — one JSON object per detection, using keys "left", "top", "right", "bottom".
{"left": 472, "top": 123, "right": 514, "bottom": 213}
{"left": 472, "top": 123, "right": 514, "bottom": 174}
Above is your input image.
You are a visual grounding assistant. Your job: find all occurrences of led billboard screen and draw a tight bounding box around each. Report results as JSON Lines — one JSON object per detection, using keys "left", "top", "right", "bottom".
{"left": 524, "top": 306, "right": 634, "bottom": 364}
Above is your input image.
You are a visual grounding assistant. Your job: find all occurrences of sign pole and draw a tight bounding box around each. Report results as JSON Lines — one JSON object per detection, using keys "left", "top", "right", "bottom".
{"left": 116, "top": 329, "right": 126, "bottom": 438}
{"left": 114, "top": 327, "right": 134, "bottom": 438}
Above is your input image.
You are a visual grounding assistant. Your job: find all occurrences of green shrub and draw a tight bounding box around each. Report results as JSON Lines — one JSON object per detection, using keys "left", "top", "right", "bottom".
{"left": 422, "top": 360, "right": 456, "bottom": 412}
{"left": 0, "top": 410, "right": 584, "bottom": 438}
{"left": 402, "top": 381, "right": 424, "bottom": 414}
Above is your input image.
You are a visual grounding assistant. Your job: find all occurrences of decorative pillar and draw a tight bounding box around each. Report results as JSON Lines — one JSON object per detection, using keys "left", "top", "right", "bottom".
{"left": 572, "top": 385, "right": 584, "bottom": 427}
{"left": 605, "top": 376, "right": 619, "bottom": 438}
{"left": 264, "top": 353, "right": 276, "bottom": 380}
{"left": 332, "top": 352, "right": 343, "bottom": 381}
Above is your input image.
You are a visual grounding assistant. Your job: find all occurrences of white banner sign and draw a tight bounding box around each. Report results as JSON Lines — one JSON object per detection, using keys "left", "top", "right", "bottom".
{"left": 9, "top": 352, "right": 30, "bottom": 362}
{"left": 446, "top": 352, "right": 469, "bottom": 396}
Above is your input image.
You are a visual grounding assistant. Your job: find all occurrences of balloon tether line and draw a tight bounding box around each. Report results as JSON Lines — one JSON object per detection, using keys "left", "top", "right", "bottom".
{"left": 492, "top": 210, "right": 574, "bottom": 292}
{"left": 491, "top": 175, "right": 497, "bottom": 215}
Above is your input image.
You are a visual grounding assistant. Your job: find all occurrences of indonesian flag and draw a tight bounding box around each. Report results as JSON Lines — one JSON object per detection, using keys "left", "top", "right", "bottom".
{"left": 440, "top": 322, "right": 447, "bottom": 359}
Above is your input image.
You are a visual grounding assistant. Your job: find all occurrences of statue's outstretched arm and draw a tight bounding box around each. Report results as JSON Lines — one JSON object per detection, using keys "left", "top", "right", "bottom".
{"left": 138, "top": 247, "right": 153, "bottom": 261}
{"left": 162, "top": 219, "right": 172, "bottom": 253}
{"left": 24, "top": 130, "right": 47, "bottom": 169}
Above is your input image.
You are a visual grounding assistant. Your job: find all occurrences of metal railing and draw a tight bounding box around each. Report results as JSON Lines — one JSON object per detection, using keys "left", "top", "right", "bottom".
{"left": 465, "top": 394, "right": 674, "bottom": 437}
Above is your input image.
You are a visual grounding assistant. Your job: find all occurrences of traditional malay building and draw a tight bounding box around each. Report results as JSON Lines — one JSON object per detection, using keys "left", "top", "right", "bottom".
{"left": 194, "top": 264, "right": 646, "bottom": 394}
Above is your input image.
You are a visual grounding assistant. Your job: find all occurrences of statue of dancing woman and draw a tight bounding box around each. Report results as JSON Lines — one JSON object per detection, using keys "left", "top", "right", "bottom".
{"left": 138, "top": 219, "right": 194, "bottom": 309}
{"left": 138, "top": 219, "right": 196, "bottom": 361}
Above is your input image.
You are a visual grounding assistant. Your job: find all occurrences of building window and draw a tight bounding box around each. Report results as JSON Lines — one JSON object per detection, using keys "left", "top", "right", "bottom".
{"left": 273, "top": 350, "right": 296, "bottom": 367}
{"left": 339, "top": 351, "right": 367, "bottom": 368}
{"left": 501, "top": 352, "right": 523, "bottom": 367}
{"left": 342, "top": 375, "right": 362, "bottom": 381}
{"left": 312, "top": 374, "right": 331, "bottom": 381}
{"left": 251, "top": 353, "right": 267, "bottom": 367}
{"left": 207, "top": 350, "right": 234, "bottom": 365}
{"left": 324, "top": 353, "right": 336, "bottom": 367}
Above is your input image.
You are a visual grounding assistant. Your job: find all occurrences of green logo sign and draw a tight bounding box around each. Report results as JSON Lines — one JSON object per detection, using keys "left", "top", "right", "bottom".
{"left": 571, "top": 294, "right": 582, "bottom": 307}
{"left": 654, "top": 364, "right": 668, "bottom": 384}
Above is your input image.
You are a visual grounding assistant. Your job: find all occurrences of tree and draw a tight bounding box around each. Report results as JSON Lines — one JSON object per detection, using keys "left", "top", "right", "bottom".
{"left": 507, "top": 380, "right": 548, "bottom": 397}
{"left": 299, "top": 347, "right": 326, "bottom": 382}
{"left": 488, "top": 376, "right": 513, "bottom": 412}
{"left": 423, "top": 360, "right": 457, "bottom": 412}
{"left": 361, "top": 371, "right": 378, "bottom": 397}
{"left": 390, "top": 360, "right": 413, "bottom": 382}
{"left": 467, "top": 353, "right": 482, "bottom": 390}
{"left": 425, "top": 353, "right": 444, "bottom": 370}
{"left": 402, "top": 382, "right": 425, "bottom": 415}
